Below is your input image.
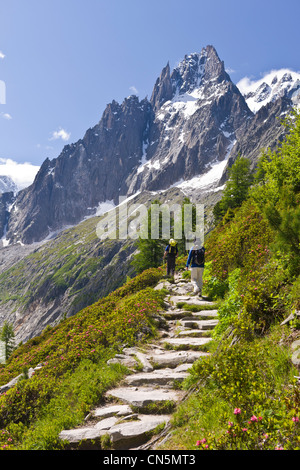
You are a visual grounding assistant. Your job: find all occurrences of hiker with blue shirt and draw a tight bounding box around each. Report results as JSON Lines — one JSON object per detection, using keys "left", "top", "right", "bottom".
{"left": 163, "top": 239, "right": 178, "bottom": 277}
{"left": 186, "top": 241, "right": 205, "bottom": 297}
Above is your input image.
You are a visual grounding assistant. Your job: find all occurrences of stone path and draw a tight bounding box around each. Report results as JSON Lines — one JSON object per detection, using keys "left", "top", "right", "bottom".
{"left": 58, "top": 274, "right": 218, "bottom": 450}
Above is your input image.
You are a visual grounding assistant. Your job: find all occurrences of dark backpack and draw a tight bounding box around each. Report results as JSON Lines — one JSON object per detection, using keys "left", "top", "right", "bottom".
{"left": 193, "top": 247, "right": 205, "bottom": 265}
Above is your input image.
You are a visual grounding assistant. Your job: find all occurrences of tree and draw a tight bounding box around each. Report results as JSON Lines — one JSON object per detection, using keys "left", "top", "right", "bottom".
{"left": 0, "top": 321, "right": 15, "bottom": 361}
{"left": 131, "top": 200, "right": 166, "bottom": 274}
{"left": 252, "top": 109, "right": 300, "bottom": 275}
{"left": 213, "top": 155, "right": 253, "bottom": 222}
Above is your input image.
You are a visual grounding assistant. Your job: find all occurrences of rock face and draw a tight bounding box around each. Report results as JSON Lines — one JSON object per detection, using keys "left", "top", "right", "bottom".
{"left": 5, "top": 96, "right": 152, "bottom": 244}
{"left": 3, "top": 45, "right": 294, "bottom": 245}
{"left": 0, "top": 191, "right": 14, "bottom": 239}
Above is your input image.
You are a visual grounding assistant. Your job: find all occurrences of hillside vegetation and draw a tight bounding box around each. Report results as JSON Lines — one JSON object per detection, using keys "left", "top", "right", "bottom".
{"left": 0, "top": 268, "right": 165, "bottom": 449}
{"left": 0, "top": 111, "right": 299, "bottom": 451}
{"left": 160, "top": 110, "right": 300, "bottom": 450}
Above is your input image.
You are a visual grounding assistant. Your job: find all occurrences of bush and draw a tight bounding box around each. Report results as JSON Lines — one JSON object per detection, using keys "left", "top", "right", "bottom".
{"left": 172, "top": 328, "right": 300, "bottom": 451}
{"left": 203, "top": 261, "right": 229, "bottom": 301}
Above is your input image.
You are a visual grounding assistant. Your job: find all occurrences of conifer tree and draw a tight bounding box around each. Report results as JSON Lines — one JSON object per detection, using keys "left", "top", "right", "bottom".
{"left": 0, "top": 321, "right": 15, "bottom": 361}
{"left": 213, "top": 154, "right": 253, "bottom": 222}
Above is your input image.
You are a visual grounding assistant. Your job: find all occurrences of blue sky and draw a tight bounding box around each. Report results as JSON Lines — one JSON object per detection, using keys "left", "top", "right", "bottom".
{"left": 0, "top": 0, "right": 300, "bottom": 177}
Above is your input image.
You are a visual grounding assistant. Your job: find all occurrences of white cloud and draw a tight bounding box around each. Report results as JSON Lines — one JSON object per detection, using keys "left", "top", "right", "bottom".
{"left": 0, "top": 158, "right": 40, "bottom": 191}
{"left": 0, "top": 51, "right": 5, "bottom": 60}
{"left": 129, "top": 86, "right": 139, "bottom": 95}
{"left": 225, "top": 67, "right": 236, "bottom": 75}
{"left": 1, "top": 113, "right": 12, "bottom": 120}
{"left": 50, "top": 127, "right": 71, "bottom": 142}
{"left": 236, "top": 76, "right": 256, "bottom": 95}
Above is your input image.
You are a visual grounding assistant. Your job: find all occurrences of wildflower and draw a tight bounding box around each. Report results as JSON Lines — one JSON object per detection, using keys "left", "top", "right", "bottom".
{"left": 196, "top": 438, "right": 207, "bottom": 446}
{"left": 250, "top": 415, "right": 258, "bottom": 422}
{"left": 292, "top": 416, "right": 299, "bottom": 423}
{"left": 242, "top": 428, "right": 248, "bottom": 432}
{"left": 234, "top": 408, "right": 241, "bottom": 415}
{"left": 228, "top": 421, "right": 233, "bottom": 426}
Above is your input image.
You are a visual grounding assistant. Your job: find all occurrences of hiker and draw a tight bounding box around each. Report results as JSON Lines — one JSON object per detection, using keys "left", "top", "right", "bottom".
{"left": 186, "top": 241, "right": 205, "bottom": 297}
{"left": 163, "top": 239, "right": 178, "bottom": 277}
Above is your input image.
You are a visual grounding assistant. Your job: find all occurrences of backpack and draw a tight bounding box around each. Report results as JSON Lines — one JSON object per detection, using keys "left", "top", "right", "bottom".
{"left": 193, "top": 247, "right": 205, "bottom": 265}
{"left": 168, "top": 245, "right": 177, "bottom": 256}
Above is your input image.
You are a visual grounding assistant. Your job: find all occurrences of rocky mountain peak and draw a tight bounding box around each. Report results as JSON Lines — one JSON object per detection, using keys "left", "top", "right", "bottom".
{"left": 150, "top": 62, "right": 173, "bottom": 111}
{"left": 170, "top": 45, "right": 228, "bottom": 97}
{"left": 238, "top": 69, "right": 300, "bottom": 113}
{"left": 150, "top": 46, "right": 229, "bottom": 112}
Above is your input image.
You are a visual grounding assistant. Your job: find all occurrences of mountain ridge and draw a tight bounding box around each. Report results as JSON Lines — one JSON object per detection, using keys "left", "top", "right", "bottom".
{"left": 1, "top": 45, "right": 297, "bottom": 246}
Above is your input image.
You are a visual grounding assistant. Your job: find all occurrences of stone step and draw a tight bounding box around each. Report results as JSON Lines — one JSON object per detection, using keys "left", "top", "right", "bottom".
{"left": 106, "top": 386, "right": 185, "bottom": 410}
{"left": 169, "top": 295, "right": 216, "bottom": 307}
{"left": 177, "top": 329, "right": 209, "bottom": 338}
{"left": 148, "top": 350, "right": 209, "bottom": 368}
{"left": 59, "top": 414, "right": 170, "bottom": 450}
{"left": 160, "top": 310, "right": 190, "bottom": 320}
{"left": 59, "top": 425, "right": 108, "bottom": 448}
{"left": 182, "top": 309, "right": 219, "bottom": 319}
{"left": 108, "top": 414, "right": 171, "bottom": 450}
{"left": 91, "top": 404, "right": 133, "bottom": 419}
{"left": 123, "top": 367, "right": 189, "bottom": 387}
{"left": 160, "top": 336, "right": 212, "bottom": 350}
{"left": 180, "top": 319, "right": 219, "bottom": 330}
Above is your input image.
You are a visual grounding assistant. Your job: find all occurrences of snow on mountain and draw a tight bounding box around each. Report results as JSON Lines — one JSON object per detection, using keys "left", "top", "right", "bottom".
{"left": 0, "top": 175, "right": 18, "bottom": 194}
{"left": 237, "top": 69, "right": 300, "bottom": 113}
{"left": 0, "top": 158, "right": 40, "bottom": 192}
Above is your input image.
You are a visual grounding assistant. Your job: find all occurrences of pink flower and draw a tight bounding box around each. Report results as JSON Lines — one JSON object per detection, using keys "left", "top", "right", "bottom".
{"left": 234, "top": 408, "right": 241, "bottom": 415}
{"left": 292, "top": 416, "right": 299, "bottom": 423}
{"left": 196, "top": 438, "right": 207, "bottom": 445}
{"left": 242, "top": 428, "right": 248, "bottom": 432}
{"left": 250, "top": 415, "right": 258, "bottom": 422}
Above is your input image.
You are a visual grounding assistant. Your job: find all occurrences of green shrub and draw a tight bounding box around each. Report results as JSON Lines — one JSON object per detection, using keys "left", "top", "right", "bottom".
{"left": 170, "top": 328, "right": 300, "bottom": 451}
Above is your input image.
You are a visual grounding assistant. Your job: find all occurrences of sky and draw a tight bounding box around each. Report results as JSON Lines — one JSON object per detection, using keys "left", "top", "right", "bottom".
{"left": 0, "top": 0, "right": 300, "bottom": 187}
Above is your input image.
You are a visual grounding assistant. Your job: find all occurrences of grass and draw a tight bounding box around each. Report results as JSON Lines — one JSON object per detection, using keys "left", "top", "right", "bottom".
{"left": 19, "top": 360, "right": 128, "bottom": 450}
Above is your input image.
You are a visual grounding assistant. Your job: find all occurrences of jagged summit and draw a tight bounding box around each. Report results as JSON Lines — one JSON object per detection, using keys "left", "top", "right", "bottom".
{"left": 238, "top": 68, "right": 300, "bottom": 113}
{"left": 171, "top": 45, "right": 229, "bottom": 96}
{"left": 150, "top": 45, "right": 229, "bottom": 112}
